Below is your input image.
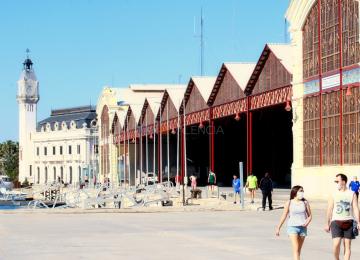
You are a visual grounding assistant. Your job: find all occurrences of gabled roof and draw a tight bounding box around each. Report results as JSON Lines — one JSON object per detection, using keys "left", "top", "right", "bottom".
{"left": 208, "top": 62, "right": 255, "bottom": 105}
{"left": 140, "top": 93, "right": 165, "bottom": 123}
{"left": 244, "top": 44, "right": 293, "bottom": 95}
{"left": 183, "top": 76, "right": 216, "bottom": 107}
{"left": 147, "top": 96, "right": 163, "bottom": 114}
{"left": 157, "top": 87, "right": 187, "bottom": 119}
{"left": 159, "top": 87, "right": 186, "bottom": 114}
{"left": 267, "top": 44, "right": 293, "bottom": 73}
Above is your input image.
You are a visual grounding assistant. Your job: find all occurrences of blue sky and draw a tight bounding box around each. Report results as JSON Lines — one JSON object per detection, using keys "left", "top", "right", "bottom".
{"left": 0, "top": 0, "right": 290, "bottom": 142}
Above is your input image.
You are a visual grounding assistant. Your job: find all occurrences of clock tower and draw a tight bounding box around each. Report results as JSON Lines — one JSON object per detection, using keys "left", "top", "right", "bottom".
{"left": 17, "top": 50, "right": 39, "bottom": 183}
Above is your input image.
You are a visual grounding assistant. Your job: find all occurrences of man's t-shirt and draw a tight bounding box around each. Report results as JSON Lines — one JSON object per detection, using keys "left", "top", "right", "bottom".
{"left": 233, "top": 179, "right": 241, "bottom": 192}
{"left": 349, "top": 181, "right": 360, "bottom": 193}
{"left": 332, "top": 189, "right": 354, "bottom": 221}
{"left": 247, "top": 175, "right": 258, "bottom": 189}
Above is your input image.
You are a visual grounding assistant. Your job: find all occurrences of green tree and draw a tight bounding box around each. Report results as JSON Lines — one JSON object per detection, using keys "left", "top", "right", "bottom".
{"left": 0, "top": 140, "right": 19, "bottom": 181}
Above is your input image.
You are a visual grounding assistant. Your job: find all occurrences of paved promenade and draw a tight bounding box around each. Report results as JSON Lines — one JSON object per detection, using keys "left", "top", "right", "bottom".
{"left": 0, "top": 206, "right": 359, "bottom": 259}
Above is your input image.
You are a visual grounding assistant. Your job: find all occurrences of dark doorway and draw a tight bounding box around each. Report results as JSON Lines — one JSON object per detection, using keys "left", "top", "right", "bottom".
{"left": 185, "top": 123, "right": 209, "bottom": 186}
{"left": 214, "top": 115, "right": 247, "bottom": 187}
{"left": 251, "top": 104, "right": 293, "bottom": 188}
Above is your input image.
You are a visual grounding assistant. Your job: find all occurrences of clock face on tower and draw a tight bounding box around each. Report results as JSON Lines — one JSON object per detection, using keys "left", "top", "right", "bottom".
{"left": 26, "top": 85, "right": 32, "bottom": 96}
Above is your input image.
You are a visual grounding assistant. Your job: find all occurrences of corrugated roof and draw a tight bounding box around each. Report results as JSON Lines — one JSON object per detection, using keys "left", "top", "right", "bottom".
{"left": 224, "top": 63, "right": 256, "bottom": 91}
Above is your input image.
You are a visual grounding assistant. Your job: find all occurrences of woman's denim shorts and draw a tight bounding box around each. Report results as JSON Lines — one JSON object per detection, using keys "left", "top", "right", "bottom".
{"left": 287, "top": 226, "right": 307, "bottom": 237}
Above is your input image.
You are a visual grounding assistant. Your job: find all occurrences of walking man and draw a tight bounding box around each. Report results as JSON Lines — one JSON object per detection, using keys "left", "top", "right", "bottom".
{"left": 325, "top": 173, "right": 360, "bottom": 260}
{"left": 260, "top": 172, "right": 273, "bottom": 211}
{"left": 232, "top": 175, "right": 241, "bottom": 204}
{"left": 246, "top": 172, "right": 258, "bottom": 204}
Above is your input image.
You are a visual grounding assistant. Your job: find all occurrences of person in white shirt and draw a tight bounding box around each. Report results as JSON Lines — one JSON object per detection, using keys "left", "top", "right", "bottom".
{"left": 325, "top": 173, "right": 360, "bottom": 260}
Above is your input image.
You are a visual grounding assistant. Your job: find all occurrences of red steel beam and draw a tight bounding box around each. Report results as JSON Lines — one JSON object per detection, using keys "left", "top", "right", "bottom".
{"left": 209, "top": 107, "right": 215, "bottom": 172}
{"left": 250, "top": 111, "right": 253, "bottom": 173}
{"left": 318, "top": 0, "right": 323, "bottom": 166}
{"left": 246, "top": 96, "right": 250, "bottom": 175}
{"left": 158, "top": 122, "right": 162, "bottom": 182}
{"left": 338, "top": 0, "right": 343, "bottom": 165}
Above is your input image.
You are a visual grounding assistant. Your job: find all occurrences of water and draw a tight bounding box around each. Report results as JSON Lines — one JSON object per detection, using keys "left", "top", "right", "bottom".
{"left": 0, "top": 205, "right": 22, "bottom": 210}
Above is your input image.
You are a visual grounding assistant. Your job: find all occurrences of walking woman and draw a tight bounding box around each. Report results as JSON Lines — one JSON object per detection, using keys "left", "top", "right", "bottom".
{"left": 276, "top": 186, "right": 312, "bottom": 260}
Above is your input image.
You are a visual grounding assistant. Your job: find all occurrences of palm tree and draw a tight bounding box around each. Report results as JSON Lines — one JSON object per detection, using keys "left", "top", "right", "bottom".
{"left": 0, "top": 140, "right": 19, "bottom": 181}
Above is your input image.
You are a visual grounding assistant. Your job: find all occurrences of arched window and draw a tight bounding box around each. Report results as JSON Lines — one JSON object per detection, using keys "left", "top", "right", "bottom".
{"left": 45, "top": 167, "right": 48, "bottom": 184}
{"left": 302, "top": 0, "right": 360, "bottom": 166}
{"left": 37, "top": 167, "right": 40, "bottom": 184}
{"left": 60, "top": 166, "right": 64, "bottom": 182}
{"left": 53, "top": 167, "right": 56, "bottom": 182}
{"left": 78, "top": 166, "right": 81, "bottom": 183}
{"left": 69, "top": 166, "right": 73, "bottom": 184}
{"left": 101, "top": 105, "right": 110, "bottom": 178}
{"left": 303, "top": 0, "right": 359, "bottom": 79}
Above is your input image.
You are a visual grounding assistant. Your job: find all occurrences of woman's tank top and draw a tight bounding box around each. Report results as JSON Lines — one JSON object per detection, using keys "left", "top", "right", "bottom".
{"left": 287, "top": 200, "right": 307, "bottom": 227}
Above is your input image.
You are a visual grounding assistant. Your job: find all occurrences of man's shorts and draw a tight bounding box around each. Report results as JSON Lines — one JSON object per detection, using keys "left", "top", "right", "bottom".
{"left": 234, "top": 190, "right": 240, "bottom": 194}
{"left": 330, "top": 221, "right": 355, "bottom": 239}
{"left": 248, "top": 188, "right": 256, "bottom": 192}
{"left": 287, "top": 226, "right": 307, "bottom": 237}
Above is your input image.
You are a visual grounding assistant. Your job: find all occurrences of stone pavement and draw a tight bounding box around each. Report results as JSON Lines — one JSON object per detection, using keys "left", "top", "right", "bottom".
{"left": 0, "top": 207, "right": 359, "bottom": 259}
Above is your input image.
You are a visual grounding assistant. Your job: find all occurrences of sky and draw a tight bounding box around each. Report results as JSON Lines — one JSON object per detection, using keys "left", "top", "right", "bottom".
{"left": 0, "top": 0, "right": 290, "bottom": 142}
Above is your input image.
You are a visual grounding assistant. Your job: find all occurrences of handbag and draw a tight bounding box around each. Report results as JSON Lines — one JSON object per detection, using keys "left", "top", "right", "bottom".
{"left": 353, "top": 221, "right": 359, "bottom": 237}
{"left": 335, "top": 220, "right": 353, "bottom": 230}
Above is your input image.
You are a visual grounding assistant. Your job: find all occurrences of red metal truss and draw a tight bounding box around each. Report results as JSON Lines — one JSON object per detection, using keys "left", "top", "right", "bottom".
{"left": 212, "top": 98, "right": 247, "bottom": 119}
{"left": 185, "top": 109, "right": 210, "bottom": 126}
{"left": 160, "top": 118, "right": 178, "bottom": 133}
{"left": 250, "top": 85, "right": 292, "bottom": 110}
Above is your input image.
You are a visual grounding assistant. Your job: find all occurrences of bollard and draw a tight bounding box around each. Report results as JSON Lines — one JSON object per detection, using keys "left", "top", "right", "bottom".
{"left": 239, "top": 162, "right": 244, "bottom": 209}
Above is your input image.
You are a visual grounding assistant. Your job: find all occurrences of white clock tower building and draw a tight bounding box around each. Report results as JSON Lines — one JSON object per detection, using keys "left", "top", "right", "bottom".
{"left": 17, "top": 52, "right": 39, "bottom": 183}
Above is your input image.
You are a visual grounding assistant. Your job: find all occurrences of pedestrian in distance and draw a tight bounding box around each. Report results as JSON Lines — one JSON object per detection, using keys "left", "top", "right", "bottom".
{"left": 325, "top": 173, "right": 360, "bottom": 260}
{"left": 246, "top": 172, "right": 258, "bottom": 203}
{"left": 208, "top": 171, "right": 216, "bottom": 192}
{"left": 348, "top": 176, "right": 360, "bottom": 199}
{"left": 260, "top": 172, "right": 273, "bottom": 211}
{"left": 232, "top": 175, "right": 241, "bottom": 204}
{"left": 189, "top": 175, "right": 197, "bottom": 190}
{"left": 276, "top": 185, "right": 312, "bottom": 260}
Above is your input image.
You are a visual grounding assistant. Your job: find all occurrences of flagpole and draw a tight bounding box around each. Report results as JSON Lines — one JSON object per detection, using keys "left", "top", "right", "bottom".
{"left": 176, "top": 108, "right": 180, "bottom": 186}
{"left": 146, "top": 113, "right": 149, "bottom": 185}
{"left": 127, "top": 116, "right": 130, "bottom": 189}
{"left": 153, "top": 115, "right": 156, "bottom": 182}
{"left": 166, "top": 101, "right": 170, "bottom": 184}
{"left": 134, "top": 120, "right": 137, "bottom": 187}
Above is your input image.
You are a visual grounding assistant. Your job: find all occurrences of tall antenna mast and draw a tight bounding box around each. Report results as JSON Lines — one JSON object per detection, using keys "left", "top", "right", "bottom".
{"left": 200, "top": 8, "right": 204, "bottom": 76}
{"left": 284, "top": 18, "right": 288, "bottom": 43}
{"left": 194, "top": 8, "right": 205, "bottom": 76}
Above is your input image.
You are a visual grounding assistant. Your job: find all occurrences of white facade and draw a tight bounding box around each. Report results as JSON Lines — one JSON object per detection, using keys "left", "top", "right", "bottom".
{"left": 31, "top": 123, "right": 98, "bottom": 185}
